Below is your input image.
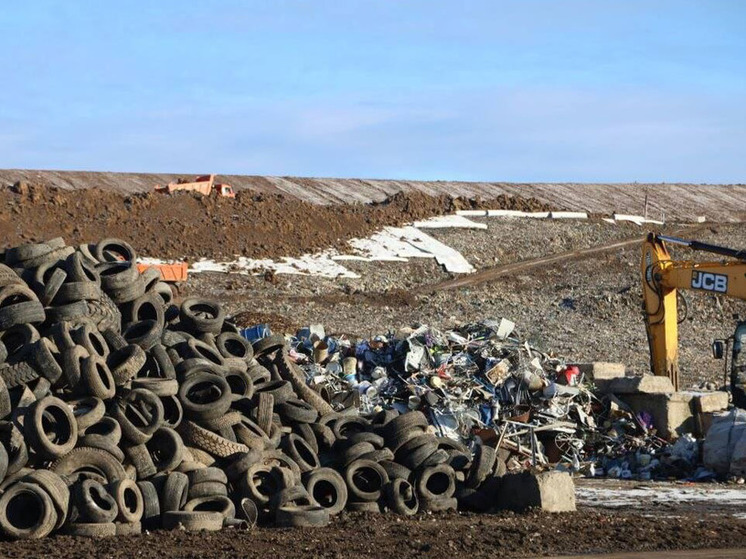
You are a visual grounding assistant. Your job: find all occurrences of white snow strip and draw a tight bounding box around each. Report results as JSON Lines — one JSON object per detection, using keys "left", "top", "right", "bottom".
{"left": 348, "top": 229, "right": 431, "bottom": 260}
{"left": 577, "top": 485, "right": 746, "bottom": 514}
{"left": 189, "top": 252, "right": 360, "bottom": 279}
{"left": 151, "top": 214, "right": 477, "bottom": 278}
{"left": 394, "top": 226, "right": 475, "bottom": 274}
{"left": 413, "top": 215, "right": 488, "bottom": 229}
{"left": 138, "top": 257, "right": 176, "bottom": 265}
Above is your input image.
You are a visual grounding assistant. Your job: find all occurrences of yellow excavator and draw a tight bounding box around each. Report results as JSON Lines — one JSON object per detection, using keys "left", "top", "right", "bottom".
{"left": 641, "top": 233, "right": 746, "bottom": 408}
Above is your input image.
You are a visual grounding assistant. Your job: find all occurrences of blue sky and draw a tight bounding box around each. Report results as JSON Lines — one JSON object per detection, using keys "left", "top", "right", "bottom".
{"left": 0, "top": 1, "right": 744, "bottom": 182}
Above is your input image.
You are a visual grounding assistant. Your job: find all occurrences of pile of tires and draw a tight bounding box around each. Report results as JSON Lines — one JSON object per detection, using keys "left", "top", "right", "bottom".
{"left": 0, "top": 237, "right": 505, "bottom": 540}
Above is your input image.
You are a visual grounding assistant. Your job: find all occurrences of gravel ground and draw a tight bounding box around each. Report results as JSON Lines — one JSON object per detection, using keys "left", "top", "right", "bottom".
{"left": 183, "top": 219, "right": 746, "bottom": 389}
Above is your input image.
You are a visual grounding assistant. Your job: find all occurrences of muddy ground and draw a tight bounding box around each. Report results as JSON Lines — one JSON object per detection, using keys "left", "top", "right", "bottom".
{"left": 0, "top": 183, "right": 551, "bottom": 260}
{"left": 0, "top": 507, "right": 744, "bottom": 559}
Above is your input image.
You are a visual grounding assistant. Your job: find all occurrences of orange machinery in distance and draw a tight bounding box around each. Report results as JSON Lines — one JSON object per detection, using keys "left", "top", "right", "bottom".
{"left": 136, "top": 262, "right": 188, "bottom": 283}
{"left": 154, "top": 174, "right": 236, "bottom": 198}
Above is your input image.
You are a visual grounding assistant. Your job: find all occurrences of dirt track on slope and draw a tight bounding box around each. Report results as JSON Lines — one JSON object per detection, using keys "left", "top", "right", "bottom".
{"left": 0, "top": 184, "right": 550, "bottom": 261}
{"left": 423, "top": 224, "right": 711, "bottom": 293}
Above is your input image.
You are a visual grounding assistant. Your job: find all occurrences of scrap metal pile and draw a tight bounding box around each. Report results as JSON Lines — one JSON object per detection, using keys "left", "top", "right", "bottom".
{"left": 0, "top": 237, "right": 533, "bottom": 541}
{"left": 283, "top": 320, "right": 688, "bottom": 481}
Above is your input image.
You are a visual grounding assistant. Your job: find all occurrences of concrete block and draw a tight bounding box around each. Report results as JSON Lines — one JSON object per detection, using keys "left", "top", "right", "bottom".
{"left": 486, "top": 209, "right": 525, "bottom": 217}
{"left": 613, "top": 213, "right": 665, "bottom": 226}
{"left": 549, "top": 211, "right": 588, "bottom": 219}
{"left": 620, "top": 392, "right": 694, "bottom": 440}
{"left": 496, "top": 471, "right": 576, "bottom": 513}
{"left": 572, "top": 362, "right": 626, "bottom": 381}
{"left": 603, "top": 375, "right": 675, "bottom": 395}
{"left": 692, "top": 390, "right": 730, "bottom": 413}
{"left": 455, "top": 210, "right": 488, "bottom": 217}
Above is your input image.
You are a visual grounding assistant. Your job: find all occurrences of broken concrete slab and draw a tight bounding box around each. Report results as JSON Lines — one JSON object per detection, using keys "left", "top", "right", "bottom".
{"left": 621, "top": 392, "right": 694, "bottom": 439}
{"left": 571, "top": 361, "right": 626, "bottom": 380}
{"left": 692, "top": 390, "right": 730, "bottom": 413}
{"left": 621, "top": 390, "right": 729, "bottom": 440}
{"left": 549, "top": 211, "right": 588, "bottom": 219}
{"left": 572, "top": 362, "right": 627, "bottom": 391}
{"left": 601, "top": 375, "right": 675, "bottom": 395}
{"left": 496, "top": 471, "right": 576, "bottom": 513}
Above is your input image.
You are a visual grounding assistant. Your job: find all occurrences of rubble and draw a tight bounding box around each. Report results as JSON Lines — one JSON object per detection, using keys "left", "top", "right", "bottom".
{"left": 265, "top": 319, "right": 733, "bottom": 484}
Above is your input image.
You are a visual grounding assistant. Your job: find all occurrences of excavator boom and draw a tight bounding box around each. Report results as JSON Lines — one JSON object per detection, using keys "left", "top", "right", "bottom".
{"left": 642, "top": 233, "right": 746, "bottom": 392}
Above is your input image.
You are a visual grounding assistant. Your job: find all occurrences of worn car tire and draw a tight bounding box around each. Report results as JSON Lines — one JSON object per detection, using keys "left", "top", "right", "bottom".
{"left": 62, "top": 522, "right": 116, "bottom": 537}
{"left": 108, "top": 479, "right": 144, "bottom": 523}
{"left": 178, "top": 371, "right": 232, "bottom": 422}
{"left": 179, "top": 298, "right": 225, "bottom": 335}
{"left": 74, "top": 479, "right": 118, "bottom": 523}
{"left": 24, "top": 395, "right": 78, "bottom": 460}
{"left": 160, "top": 471, "right": 189, "bottom": 514}
{"left": 162, "top": 510, "right": 223, "bottom": 531}
{"left": 384, "top": 478, "right": 418, "bottom": 516}
{"left": 416, "top": 464, "right": 456, "bottom": 500}
{"left": 275, "top": 505, "right": 330, "bottom": 528}
{"left": 0, "top": 481, "right": 56, "bottom": 540}
{"left": 51, "top": 447, "right": 127, "bottom": 483}
{"left": 302, "top": 467, "right": 348, "bottom": 516}
{"left": 344, "top": 459, "right": 389, "bottom": 503}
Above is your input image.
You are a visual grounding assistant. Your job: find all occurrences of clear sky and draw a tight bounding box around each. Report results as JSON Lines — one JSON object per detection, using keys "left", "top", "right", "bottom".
{"left": 0, "top": 1, "right": 744, "bottom": 182}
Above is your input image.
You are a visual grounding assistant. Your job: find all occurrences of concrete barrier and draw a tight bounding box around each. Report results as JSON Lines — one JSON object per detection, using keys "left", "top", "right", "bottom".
{"left": 549, "top": 211, "right": 588, "bottom": 219}
{"left": 613, "top": 213, "right": 665, "bottom": 225}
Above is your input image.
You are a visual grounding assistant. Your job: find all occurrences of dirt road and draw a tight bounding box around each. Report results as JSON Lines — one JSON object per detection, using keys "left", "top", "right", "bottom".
{"left": 425, "top": 235, "right": 647, "bottom": 292}
{"left": 424, "top": 223, "right": 715, "bottom": 293}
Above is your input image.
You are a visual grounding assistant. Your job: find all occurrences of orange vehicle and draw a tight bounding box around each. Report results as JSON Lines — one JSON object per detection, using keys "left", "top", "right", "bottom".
{"left": 154, "top": 174, "right": 236, "bottom": 198}
{"left": 136, "top": 261, "right": 188, "bottom": 283}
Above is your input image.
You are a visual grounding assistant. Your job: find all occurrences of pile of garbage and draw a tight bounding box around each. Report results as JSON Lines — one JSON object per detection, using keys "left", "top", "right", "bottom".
{"left": 0, "top": 237, "right": 536, "bottom": 541}
{"left": 269, "top": 321, "right": 701, "bottom": 481}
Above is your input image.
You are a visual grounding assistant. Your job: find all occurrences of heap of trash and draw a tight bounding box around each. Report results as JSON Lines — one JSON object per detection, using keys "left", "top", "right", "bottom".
{"left": 0, "top": 237, "right": 579, "bottom": 541}
{"left": 256, "top": 320, "right": 724, "bottom": 483}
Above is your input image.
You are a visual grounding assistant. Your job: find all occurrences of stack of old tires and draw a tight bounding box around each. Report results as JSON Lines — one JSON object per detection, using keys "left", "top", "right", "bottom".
{"left": 0, "top": 237, "right": 505, "bottom": 540}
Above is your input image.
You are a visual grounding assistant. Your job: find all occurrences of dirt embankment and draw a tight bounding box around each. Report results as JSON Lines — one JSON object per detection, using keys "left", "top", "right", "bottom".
{"left": 0, "top": 184, "right": 551, "bottom": 261}
{"left": 1, "top": 170, "right": 743, "bottom": 222}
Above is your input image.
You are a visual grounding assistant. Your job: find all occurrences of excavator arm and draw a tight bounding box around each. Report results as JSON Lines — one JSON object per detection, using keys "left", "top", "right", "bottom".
{"left": 642, "top": 233, "right": 746, "bottom": 390}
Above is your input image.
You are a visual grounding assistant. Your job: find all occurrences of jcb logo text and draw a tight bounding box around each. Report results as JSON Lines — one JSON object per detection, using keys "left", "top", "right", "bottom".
{"left": 691, "top": 271, "right": 728, "bottom": 293}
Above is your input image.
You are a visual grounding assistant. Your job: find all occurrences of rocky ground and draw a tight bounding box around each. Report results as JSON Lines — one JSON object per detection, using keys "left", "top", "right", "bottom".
{"left": 185, "top": 219, "right": 746, "bottom": 389}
